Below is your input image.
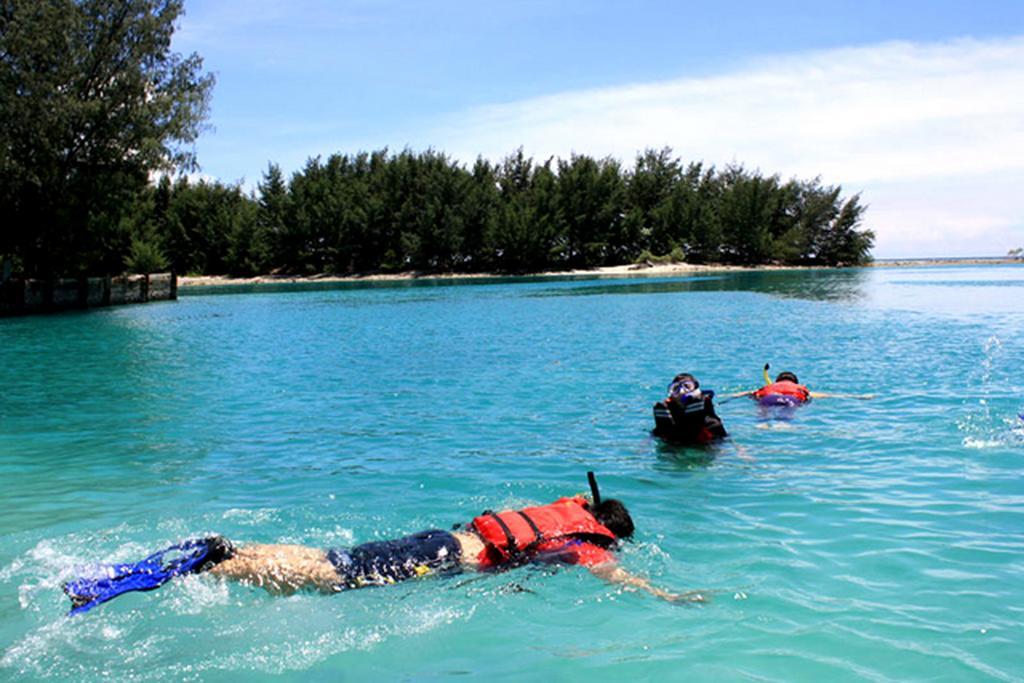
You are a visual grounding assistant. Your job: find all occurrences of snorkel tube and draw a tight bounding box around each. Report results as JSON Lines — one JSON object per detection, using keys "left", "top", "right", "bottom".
{"left": 763, "top": 362, "right": 771, "bottom": 386}
{"left": 587, "top": 471, "right": 602, "bottom": 507}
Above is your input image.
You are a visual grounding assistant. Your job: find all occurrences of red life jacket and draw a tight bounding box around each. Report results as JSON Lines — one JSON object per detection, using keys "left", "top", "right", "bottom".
{"left": 471, "top": 497, "right": 617, "bottom": 564}
{"left": 752, "top": 380, "right": 811, "bottom": 403}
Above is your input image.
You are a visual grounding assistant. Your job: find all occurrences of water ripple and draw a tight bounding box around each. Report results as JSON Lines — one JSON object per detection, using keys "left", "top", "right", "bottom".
{"left": 2, "top": 265, "right": 1023, "bottom": 679}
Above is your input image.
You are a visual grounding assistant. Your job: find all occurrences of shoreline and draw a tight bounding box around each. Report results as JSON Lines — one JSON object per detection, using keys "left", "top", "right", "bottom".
{"left": 178, "top": 258, "right": 1022, "bottom": 288}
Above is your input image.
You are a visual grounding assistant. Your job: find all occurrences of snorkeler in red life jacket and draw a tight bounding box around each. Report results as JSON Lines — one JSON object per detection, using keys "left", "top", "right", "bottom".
{"left": 63, "top": 474, "right": 702, "bottom": 614}
{"left": 471, "top": 495, "right": 619, "bottom": 569}
{"left": 652, "top": 373, "right": 728, "bottom": 444}
{"left": 728, "top": 364, "right": 874, "bottom": 406}
{"left": 751, "top": 371, "right": 811, "bottom": 407}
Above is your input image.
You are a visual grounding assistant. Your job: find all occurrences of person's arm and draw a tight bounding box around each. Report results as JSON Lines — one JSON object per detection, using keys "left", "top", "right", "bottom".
{"left": 589, "top": 562, "right": 706, "bottom": 604}
{"left": 808, "top": 391, "right": 874, "bottom": 399}
{"left": 724, "top": 390, "right": 754, "bottom": 399}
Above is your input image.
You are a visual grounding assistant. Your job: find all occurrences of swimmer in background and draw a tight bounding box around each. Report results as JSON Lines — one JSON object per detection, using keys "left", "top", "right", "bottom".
{"left": 652, "top": 373, "right": 754, "bottom": 460}
{"left": 652, "top": 373, "right": 728, "bottom": 444}
{"left": 726, "top": 365, "right": 875, "bottom": 406}
{"left": 63, "top": 474, "right": 703, "bottom": 614}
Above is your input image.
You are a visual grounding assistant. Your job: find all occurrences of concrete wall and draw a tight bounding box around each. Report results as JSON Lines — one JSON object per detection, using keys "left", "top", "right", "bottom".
{"left": 109, "top": 275, "right": 146, "bottom": 305}
{"left": 22, "top": 280, "right": 48, "bottom": 309}
{"left": 0, "top": 273, "right": 176, "bottom": 316}
{"left": 85, "top": 277, "right": 107, "bottom": 307}
{"left": 149, "top": 273, "right": 174, "bottom": 301}
{"left": 52, "top": 279, "right": 80, "bottom": 308}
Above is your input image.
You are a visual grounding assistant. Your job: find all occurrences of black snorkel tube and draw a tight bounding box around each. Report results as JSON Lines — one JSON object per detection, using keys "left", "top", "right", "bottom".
{"left": 587, "top": 471, "right": 602, "bottom": 507}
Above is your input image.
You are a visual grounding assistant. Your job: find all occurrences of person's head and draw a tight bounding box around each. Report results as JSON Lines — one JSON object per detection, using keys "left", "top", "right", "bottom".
{"left": 671, "top": 373, "right": 699, "bottom": 390}
{"left": 775, "top": 371, "right": 799, "bottom": 384}
{"left": 591, "top": 498, "right": 634, "bottom": 539}
{"left": 668, "top": 373, "right": 701, "bottom": 401}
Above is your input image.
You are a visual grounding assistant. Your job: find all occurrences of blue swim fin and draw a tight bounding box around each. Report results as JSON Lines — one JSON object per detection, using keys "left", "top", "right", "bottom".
{"left": 63, "top": 536, "right": 234, "bottom": 615}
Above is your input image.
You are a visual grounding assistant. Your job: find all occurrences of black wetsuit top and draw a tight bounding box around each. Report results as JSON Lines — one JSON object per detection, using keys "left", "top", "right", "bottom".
{"left": 654, "top": 395, "right": 728, "bottom": 444}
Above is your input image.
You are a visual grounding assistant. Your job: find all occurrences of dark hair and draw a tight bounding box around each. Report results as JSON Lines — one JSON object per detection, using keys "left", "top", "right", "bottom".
{"left": 592, "top": 498, "right": 634, "bottom": 539}
{"left": 672, "top": 373, "right": 699, "bottom": 388}
{"left": 775, "top": 371, "right": 799, "bottom": 384}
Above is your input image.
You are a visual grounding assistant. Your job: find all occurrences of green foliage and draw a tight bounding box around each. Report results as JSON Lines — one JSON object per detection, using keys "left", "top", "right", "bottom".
{"left": 0, "top": 0, "right": 214, "bottom": 277}
{"left": 625, "top": 148, "right": 682, "bottom": 256}
{"left": 120, "top": 147, "right": 873, "bottom": 276}
{"left": 635, "top": 250, "right": 668, "bottom": 265}
{"left": 257, "top": 162, "right": 290, "bottom": 272}
{"left": 634, "top": 246, "right": 687, "bottom": 266}
{"left": 161, "top": 178, "right": 256, "bottom": 275}
{"left": 124, "top": 238, "right": 169, "bottom": 274}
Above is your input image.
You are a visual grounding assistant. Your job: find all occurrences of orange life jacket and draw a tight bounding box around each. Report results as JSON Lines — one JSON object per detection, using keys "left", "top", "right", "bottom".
{"left": 471, "top": 497, "right": 617, "bottom": 563}
{"left": 752, "top": 380, "right": 811, "bottom": 403}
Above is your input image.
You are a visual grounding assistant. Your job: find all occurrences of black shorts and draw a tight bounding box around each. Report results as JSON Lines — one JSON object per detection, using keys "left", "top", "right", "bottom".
{"left": 327, "top": 530, "right": 462, "bottom": 589}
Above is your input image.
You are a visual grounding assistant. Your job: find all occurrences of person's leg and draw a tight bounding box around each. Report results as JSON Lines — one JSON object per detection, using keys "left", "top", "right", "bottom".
{"left": 208, "top": 544, "right": 340, "bottom": 594}
{"left": 211, "top": 531, "right": 463, "bottom": 594}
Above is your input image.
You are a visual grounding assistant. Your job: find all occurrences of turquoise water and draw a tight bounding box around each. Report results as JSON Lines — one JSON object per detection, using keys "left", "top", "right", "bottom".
{"left": 1, "top": 265, "right": 1022, "bottom": 681}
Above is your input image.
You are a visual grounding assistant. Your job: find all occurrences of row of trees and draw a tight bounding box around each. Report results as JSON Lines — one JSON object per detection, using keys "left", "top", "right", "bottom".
{"left": 1, "top": 1, "right": 874, "bottom": 280}
{"left": 124, "top": 147, "right": 874, "bottom": 278}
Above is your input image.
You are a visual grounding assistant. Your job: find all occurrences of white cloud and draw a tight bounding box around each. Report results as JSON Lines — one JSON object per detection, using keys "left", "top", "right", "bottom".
{"left": 428, "top": 37, "right": 1024, "bottom": 257}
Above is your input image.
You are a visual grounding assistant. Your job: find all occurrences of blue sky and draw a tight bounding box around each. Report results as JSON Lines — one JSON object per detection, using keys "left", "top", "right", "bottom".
{"left": 175, "top": 1, "right": 1024, "bottom": 258}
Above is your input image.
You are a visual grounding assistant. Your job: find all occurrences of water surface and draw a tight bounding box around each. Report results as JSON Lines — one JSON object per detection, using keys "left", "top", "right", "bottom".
{"left": 1, "top": 265, "right": 1022, "bottom": 680}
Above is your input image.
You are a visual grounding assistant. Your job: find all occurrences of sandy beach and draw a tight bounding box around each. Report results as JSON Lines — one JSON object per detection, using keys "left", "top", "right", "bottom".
{"left": 178, "top": 262, "right": 737, "bottom": 287}
{"left": 178, "top": 258, "right": 1021, "bottom": 288}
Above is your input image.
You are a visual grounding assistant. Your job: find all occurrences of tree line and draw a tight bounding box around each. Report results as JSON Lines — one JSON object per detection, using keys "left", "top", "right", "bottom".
{"left": 1, "top": 1, "right": 874, "bottom": 280}
{"left": 119, "top": 147, "right": 874, "bottom": 278}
